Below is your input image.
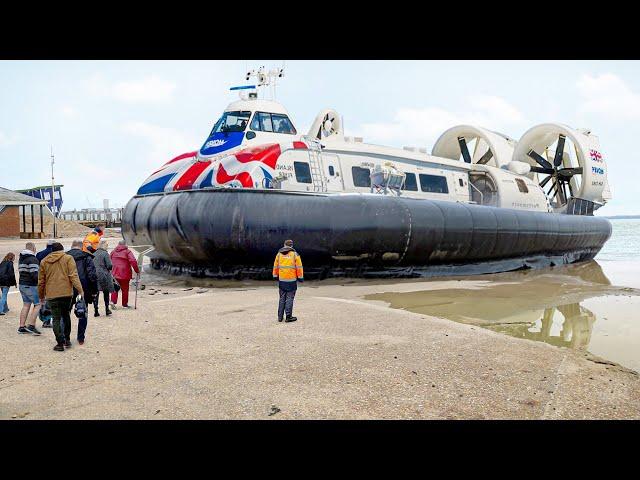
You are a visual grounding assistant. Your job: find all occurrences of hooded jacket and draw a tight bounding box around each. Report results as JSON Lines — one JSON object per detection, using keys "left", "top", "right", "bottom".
{"left": 110, "top": 244, "right": 139, "bottom": 280}
{"left": 272, "top": 246, "right": 304, "bottom": 292}
{"left": 67, "top": 248, "right": 98, "bottom": 297}
{"left": 38, "top": 251, "right": 84, "bottom": 300}
{"left": 18, "top": 250, "right": 39, "bottom": 286}
{"left": 0, "top": 260, "right": 17, "bottom": 287}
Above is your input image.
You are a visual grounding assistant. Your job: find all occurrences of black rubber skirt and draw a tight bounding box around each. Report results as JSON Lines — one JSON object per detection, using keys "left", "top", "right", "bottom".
{"left": 121, "top": 189, "right": 612, "bottom": 279}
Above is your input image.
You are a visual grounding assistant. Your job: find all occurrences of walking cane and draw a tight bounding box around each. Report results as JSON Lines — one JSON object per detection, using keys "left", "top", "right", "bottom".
{"left": 134, "top": 272, "right": 140, "bottom": 310}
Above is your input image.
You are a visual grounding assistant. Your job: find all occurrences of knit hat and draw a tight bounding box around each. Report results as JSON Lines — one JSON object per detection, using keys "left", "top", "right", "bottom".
{"left": 51, "top": 242, "right": 64, "bottom": 252}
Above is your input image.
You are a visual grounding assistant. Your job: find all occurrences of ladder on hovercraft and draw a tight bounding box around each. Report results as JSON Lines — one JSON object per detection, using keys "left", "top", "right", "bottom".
{"left": 304, "top": 137, "right": 327, "bottom": 192}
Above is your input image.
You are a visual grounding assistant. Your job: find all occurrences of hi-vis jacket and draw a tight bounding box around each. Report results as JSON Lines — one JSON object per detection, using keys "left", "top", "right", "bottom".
{"left": 273, "top": 248, "right": 304, "bottom": 283}
{"left": 82, "top": 231, "right": 102, "bottom": 253}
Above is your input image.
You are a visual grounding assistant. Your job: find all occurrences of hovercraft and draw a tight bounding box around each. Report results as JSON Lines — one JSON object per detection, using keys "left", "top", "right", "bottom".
{"left": 122, "top": 67, "right": 613, "bottom": 279}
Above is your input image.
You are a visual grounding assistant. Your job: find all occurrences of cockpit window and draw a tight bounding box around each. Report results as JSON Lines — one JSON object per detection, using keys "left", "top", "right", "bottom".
{"left": 212, "top": 111, "right": 251, "bottom": 134}
{"left": 272, "top": 114, "right": 296, "bottom": 134}
{"left": 249, "top": 112, "right": 297, "bottom": 135}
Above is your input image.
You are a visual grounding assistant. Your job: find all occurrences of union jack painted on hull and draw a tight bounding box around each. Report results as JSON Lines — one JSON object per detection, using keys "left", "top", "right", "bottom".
{"left": 136, "top": 141, "right": 308, "bottom": 195}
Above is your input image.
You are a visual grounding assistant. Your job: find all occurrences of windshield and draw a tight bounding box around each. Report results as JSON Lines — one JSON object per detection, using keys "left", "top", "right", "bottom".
{"left": 211, "top": 111, "right": 251, "bottom": 134}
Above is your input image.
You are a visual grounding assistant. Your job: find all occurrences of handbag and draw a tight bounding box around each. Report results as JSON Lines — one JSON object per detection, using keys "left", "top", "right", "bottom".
{"left": 112, "top": 275, "right": 121, "bottom": 292}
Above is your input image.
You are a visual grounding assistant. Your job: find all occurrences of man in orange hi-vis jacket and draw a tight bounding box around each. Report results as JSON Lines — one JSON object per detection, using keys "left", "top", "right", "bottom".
{"left": 272, "top": 239, "right": 303, "bottom": 323}
{"left": 82, "top": 226, "right": 104, "bottom": 253}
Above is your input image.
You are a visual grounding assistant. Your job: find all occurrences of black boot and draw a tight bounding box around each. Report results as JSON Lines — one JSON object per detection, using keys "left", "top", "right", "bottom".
{"left": 94, "top": 308, "right": 100, "bottom": 317}
{"left": 285, "top": 316, "right": 297, "bottom": 323}
{"left": 106, "top": 308, "right": 112, "bottom": 316}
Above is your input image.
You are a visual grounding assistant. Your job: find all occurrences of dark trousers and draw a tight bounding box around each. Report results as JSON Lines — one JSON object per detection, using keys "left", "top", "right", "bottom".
{"left": 93, "top": 290, "right": 110, "bottom": 312}
{"left": 278, "top": 288, "right": 296, "bottom": 320}
{"left": 49, "top": 296, "right": 72, "bottom": 345}
{"left": 71, "top": 295, "right": 89, "bottom": 342}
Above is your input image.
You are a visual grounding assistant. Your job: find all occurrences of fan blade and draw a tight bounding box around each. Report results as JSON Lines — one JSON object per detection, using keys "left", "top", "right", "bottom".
{"left": 530, "top": 166, "right": 555, "bottom": 175}
{"left": 553, "top": 134, "right": 566, "bottom": 167}
{"left": 547, "top": 178, "right": 559, "bottom": 198}
{"left": 540, "top": 175, "right": 553, "bottom": 188}
{"left": 558, "top": 179, "right": 567, "bottom": 204}
{"left": 458, "top": 137, "right": 472, "bottom": 163}
{"left": 557, "top": 167, "right": 583, "bottom": 178}
{"left": 527, "top": 149, "right": 553, "bottom": 170}
{"left": 476, "top": 149, "right": 493, "bottom": 165}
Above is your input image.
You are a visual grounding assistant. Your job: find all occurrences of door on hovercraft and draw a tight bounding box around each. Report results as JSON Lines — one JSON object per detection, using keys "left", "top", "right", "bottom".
{"left": 322, "top": 153, "right": 344, "bottom": 192}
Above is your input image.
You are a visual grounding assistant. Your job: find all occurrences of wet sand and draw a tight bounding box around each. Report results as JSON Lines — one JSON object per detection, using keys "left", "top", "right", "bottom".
{"left": 1, "top": 237, "right": 639, "bottom": 419}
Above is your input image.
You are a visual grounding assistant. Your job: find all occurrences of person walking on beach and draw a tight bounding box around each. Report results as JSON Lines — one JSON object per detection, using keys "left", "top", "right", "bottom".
{"left": 38, "top": 242, "right": 84, "bottom": 351}
{"left": 93, "top": 240, "right": 114, "bottom": 316}
{"left": 0, "top": 253, "right": 17, "bottom": 316}
{"left": 272, "top": 239, "right": 304, "bottom": 323}
{"left": 67, "top": 240, "right": 98, "bottom": 344}
{"left": 82, "top": 226, "right": 104, "bottom": 253}
{"left": 36, "top": 240, "right": 54, "bottom": 262}
{"left": 110, "top": 240, "right": 139, "bottom": 309}
{"left": 18, "top": 242, "right": 42, "bottom": 335}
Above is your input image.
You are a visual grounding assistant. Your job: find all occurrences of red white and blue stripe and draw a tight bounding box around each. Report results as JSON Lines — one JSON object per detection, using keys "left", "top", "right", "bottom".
{"left": 136, "top": 142, "right": 308, "bottom": 195}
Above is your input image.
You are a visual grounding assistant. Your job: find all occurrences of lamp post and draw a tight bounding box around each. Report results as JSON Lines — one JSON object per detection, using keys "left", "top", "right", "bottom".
{"left": 50, "top": 146, "right": 56, "bottom": 238}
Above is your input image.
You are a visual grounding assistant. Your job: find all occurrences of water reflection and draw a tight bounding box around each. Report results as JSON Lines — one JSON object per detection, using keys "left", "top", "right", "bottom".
{"left": 486, "top": 303, "right": 596, "bottom": 350}
{"left": 365, "top": 261, "right": 637, "bottom": 353}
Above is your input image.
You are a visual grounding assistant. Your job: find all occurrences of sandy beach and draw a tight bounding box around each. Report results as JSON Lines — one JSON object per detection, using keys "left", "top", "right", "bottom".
{"left": 1, "top": 236, "right": 639, "bottom": 420}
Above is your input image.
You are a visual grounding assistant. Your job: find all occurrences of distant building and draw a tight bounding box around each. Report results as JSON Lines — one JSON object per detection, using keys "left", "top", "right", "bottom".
{"left": 15, "top": 184, "right": 64, "bottom": 218}
{"left": 0, "top": 187, "right": 48, "bottom": 238}
{"left": 60, "top": 207, "right": 123, "bottom": 227}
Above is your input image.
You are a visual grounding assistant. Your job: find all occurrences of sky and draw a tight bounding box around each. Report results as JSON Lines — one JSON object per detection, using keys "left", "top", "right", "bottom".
{"left": 0, "top": 60, "right": 639, "bottom": 215}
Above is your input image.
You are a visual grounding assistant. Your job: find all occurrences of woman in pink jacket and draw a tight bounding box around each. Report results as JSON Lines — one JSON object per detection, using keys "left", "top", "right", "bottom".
{"left": 109, "top": 240, "right": 140, "bottom": 308}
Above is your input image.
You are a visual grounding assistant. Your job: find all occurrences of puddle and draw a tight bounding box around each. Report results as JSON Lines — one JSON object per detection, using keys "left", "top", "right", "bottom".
{"left": 365, "top": 261, "right": 640, "bottom": 372}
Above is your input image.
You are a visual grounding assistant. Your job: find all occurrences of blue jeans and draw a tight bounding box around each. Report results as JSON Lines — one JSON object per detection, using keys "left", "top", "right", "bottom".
{"left": 0, "top": 286, "right": 9, "bottom": 313}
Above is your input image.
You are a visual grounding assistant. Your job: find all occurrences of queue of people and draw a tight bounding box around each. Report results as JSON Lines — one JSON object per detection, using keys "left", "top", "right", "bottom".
{"left": 1, "top": 229, "right": 140, "bottom": 351}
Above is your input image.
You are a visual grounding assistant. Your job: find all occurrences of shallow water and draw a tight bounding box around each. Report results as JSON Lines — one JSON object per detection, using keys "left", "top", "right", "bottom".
{"left": 366, "top": 258, "right": 640, "bottom": 372}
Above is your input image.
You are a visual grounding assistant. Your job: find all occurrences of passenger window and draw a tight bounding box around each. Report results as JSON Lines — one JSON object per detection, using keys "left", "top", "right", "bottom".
{"left": 271, "top": 114, "right": 297, "bottom": 134}
{"left": 515, "top": 178, "right": 529, "bottom": 193}
{"left": 294, "top": 162, "right": 312, "bottom": 184}
{"left": 419, "top": 174, "right": 449, "bottom": 194}
{"left": 352, "top": 166, "right": 371, "bottom": 188}
{"left": 328, "top": 165, "right": 335, "bottom": 176}
{"left": 402, "top": 173, "right": 418, "bottom": 191}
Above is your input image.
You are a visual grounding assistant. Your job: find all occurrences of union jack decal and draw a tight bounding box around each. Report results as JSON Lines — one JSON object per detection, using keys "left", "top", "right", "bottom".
{"left": 137, "top": 141, "right": 309, "bottom": 195}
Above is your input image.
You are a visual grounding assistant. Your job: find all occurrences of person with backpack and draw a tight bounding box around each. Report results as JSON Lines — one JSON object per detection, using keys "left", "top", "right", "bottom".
{"left": 0, "top": 252, "right": 17, "bottom": 316}
{"left": 67, "top": 240, "right": 98, "bottom": 343}
{"left": 38, "top": 242, "right": 84, "bottom": 351}
{"left": 272, "top": 239, "right": 304, "bottom": 323}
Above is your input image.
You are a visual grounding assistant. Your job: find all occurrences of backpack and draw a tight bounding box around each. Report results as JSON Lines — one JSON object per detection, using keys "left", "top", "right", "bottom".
{"left": 74, "top": 297, "right": 87, "bottom": 319}
{"left": 39, "top": 300, "right": 52, "bottom": 321}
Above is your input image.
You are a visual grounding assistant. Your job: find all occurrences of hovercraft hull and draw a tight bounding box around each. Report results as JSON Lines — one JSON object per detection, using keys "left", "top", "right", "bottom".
{"left": 121, "top": 189, "right": 612, "bottom": 279}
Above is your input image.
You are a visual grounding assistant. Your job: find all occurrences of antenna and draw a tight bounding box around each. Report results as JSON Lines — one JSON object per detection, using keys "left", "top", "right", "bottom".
{"left": 50, "top": 146, "right": 57, "bottom": 238}
{"left": 243, "top": 65, "right": 285, "bottom": 100}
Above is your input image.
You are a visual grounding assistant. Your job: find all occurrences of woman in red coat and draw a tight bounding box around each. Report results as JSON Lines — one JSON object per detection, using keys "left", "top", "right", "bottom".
{"left": 109, "top": 240, "right": 140, "bottom": 308}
